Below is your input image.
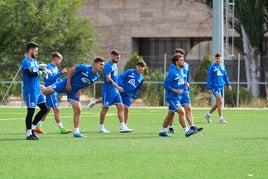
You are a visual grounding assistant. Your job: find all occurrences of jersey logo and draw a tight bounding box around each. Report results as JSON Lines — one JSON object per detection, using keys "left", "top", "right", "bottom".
{"left": 128, "top": 79, "right": 137, "bottom": 88}
{"left": 217, "top": 70, "right": 223, "bottom": 76}
{"left": 82, "top": 72, "right": 89, "bottom": 77}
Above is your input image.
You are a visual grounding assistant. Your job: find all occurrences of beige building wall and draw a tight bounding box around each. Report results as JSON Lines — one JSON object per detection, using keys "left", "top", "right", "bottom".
{"left": 78, "top": 0, "right": 213, "bottom": 71}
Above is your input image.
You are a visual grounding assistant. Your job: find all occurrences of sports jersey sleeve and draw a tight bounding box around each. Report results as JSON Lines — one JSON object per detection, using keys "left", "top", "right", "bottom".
{"left": 223, "top": 66, "right": 231, "bottom": 87}
{"left": 75, "top": 64, "right": 87, "bottom": 73}
{"left": 164, "top": 72, "right": 174, "bottom": 91}
{"left": 132, "top": 77, "right": 144, "bottom": 99}
{"left": 46, "top": 65, "right": 62, "bottom": 82}
{"left": 206, "top": 65, "right": 213, "bottom": 90}
{"left": 22, "top": 60, "right": 39, "bottom": 77}
{"left": 118, "top": 69, "right": 130, "bottom": 87}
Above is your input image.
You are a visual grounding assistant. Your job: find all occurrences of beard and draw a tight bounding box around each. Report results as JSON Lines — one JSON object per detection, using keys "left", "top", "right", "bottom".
{"left": 31, "top": 53, "right": 37, "bottom": 59}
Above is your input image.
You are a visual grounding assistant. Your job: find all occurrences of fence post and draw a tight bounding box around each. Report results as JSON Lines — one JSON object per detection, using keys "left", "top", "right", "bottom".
{"left": 236, "top": 53, "right": 240, "bottom": 107}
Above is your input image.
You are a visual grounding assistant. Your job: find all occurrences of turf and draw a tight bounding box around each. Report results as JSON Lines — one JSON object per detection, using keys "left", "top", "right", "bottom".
{"left": 0, "top": 107, "right": 267, "bottom": 179}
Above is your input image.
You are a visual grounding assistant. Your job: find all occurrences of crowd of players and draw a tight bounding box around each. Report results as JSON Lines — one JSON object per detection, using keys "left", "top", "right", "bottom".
{"left": 22, "top": 42, "right": 231, "bottom": 140}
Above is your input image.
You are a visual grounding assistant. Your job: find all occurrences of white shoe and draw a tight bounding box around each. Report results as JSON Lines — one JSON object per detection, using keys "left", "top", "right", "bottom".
{"left": 99, "top": 128, "right": 110, "bottom": 133}
{"left": 87, "top": 100, "right": 96, "bottom": 110}
{"left": 220, "top": 119, "right": 228, "bottom": 124}
{"left": 205, "top": 114, "right": 212, "bottom": 123}
{"left": 120, "top": 127, "right": 134, "bottom": 133}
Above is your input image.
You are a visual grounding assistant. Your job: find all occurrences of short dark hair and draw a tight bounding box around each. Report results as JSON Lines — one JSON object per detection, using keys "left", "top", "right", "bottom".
{"left": 172, "top": 54, "right": 183, "bottom": 65}
{"left": 174, "top": 48, "right": 185, "bottom": 55}
{"left": 94, "top": 56, "right": 105, "bottom": 63}
{"left": 51, "top": 52, "right": 62, "bottom": 59}
{"left": 111, "top": 49, "right": 120, "bottom": 56}
{"left": 215, "top": 53, "right": 221, "bottom": 58}
{"left": 136, "top": 60, "right": 146, "bottom": 67}
{"left": 26, "top": 42, "right": 39, "bottom": 51}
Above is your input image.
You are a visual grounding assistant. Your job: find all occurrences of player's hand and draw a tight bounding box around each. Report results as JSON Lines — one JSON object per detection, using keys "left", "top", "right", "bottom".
{"left": 39, "top": 63, "right": 47, "bottom": 70}
{"left": 75, "top": 91, "right": 81, "bottom": 98}
{"left": 228, "top": 86, "right": 232, "bottom": 91}
{"left": 131, "top": 99, "right": 135, "bottom": 104}
{"left": 66, "top": 84, "right": 72, "bottom": 92}
{"left": 61, "top": 67, "right": 68, "bottom": 73}
{"left": 117, "top": 86, "right": 124, "bottom": 93}
{"left": 173, "top": 89, "right": 183, "bottom": 94}
{"left": 185, "top": 82, "right": 189, "bottom": 87}
{"left": 207, "top": 90, "right": 212, "bottom": 93}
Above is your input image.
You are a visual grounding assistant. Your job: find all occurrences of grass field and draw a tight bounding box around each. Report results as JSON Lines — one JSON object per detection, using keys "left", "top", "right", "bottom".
{"left": 0, "top": 107, "right": 267, "bottom": 179}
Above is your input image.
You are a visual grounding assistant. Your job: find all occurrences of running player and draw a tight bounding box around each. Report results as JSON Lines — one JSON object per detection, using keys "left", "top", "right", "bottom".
{"left": 34, "top": 52, "right": 71, "bottom": 134}
{"left": 40, "top": 57, "right": 105, "bottom": 138}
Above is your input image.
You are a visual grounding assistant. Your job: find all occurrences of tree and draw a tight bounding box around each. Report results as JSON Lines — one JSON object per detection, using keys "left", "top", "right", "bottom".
{"left": 0, "top": 0, "right": 97, "bottom": 80}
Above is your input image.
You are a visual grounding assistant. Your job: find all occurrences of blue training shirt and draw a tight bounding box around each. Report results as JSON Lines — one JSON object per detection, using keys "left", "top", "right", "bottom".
{"left": 206, "top": 63, "right": 231, "bottom": 89}
{"left": 164, "top": 67, "right": 185, "bottom": 100}
{"left": 103, "top": 61, "right": 119, "bottom": 92}
{"left": 169, "top": 62, "right": 190, "bottom": 91}
{"left": 21, "top": 56, "right": 41, "bottom": 93}
{"left": 44, "top": 63, "right": 62, "bottom": 87}
{"left": 118, "top": 69, "right": 144, "bottom": 99}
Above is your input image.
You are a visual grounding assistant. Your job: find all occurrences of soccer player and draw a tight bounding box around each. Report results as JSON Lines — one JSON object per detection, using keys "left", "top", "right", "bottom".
{"left": 40, "top": 57, "right": 105, "bottom": 138}
{"left": 205, "top": 53, "right": 232, "bottom": 124}
{"left": 87, "top": 60, "right": 146, "bottom": 129}
{"left": 22, "top": 42, "right": 48, "bottom": 140}
{"left": 166, "top": 48, "right": 202, "bottom": 134}
{"left": 99, "top": 49, "right": 133, "bottom": 133}
{"left": 34, "top": 52, "right": 72, "bottom": 134}
{"left": 159, "top": 54, "right": 197, "bottom": 137}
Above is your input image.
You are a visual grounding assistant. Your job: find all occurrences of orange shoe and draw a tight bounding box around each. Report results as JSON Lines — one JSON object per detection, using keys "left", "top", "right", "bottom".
{"left": 34, "top": 127, "right": 46, "bottom": 134}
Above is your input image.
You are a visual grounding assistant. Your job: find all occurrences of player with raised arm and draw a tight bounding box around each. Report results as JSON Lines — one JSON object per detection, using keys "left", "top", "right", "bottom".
{"left": 34, "top": 52, "right": 71, "bottom": 134}
{"left": 99, "top": 49, "right": 133, "bottom": 133}
{"left": 40, "top": 57, "right": 105, "bottom": 138}
{"left": 22, "top": 42, "right": 49, "bottom": 140}
{"left": 205, "top": 53, "right": 232, "bottom": 124}
{"left": 159, "top": 54, "right": 197, "bottom": 137}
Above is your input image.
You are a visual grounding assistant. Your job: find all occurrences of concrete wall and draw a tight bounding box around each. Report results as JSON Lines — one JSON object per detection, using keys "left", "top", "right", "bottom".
{"left": 78, "top": 0, "right": 213, "bottom": 71}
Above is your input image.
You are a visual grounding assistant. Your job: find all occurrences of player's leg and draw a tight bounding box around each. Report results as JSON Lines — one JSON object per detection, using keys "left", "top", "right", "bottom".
{"left": 34, "top": 108, "right": 50, "bottom": 134}
{"left": 99, "top": 106, "right": 110, "bottom": 133}
{"left": 176, "top": 107, "right": 197, "bottom": 137}
{"left": 205, "top": 88, "right": 219, "bottom": 123}
{"left": 69, "top": 99, "right": 86, "bottom": 138}
{"left": 53, "top": 108, "right": 72, "bottom": 134}
{"left": 168, "top": 114, "right": 175, "bottom": 133}
{"left": 216, "top": 89, "right": 227, "bottom": 124}
{"left": 87, "top": 97, "right": 102, "bottom": 110}
{"left": 24, "top": 93, "right": 38, "bottom": 140}
{"left": 40, "top": 85, "right": 54, "bottom": 95}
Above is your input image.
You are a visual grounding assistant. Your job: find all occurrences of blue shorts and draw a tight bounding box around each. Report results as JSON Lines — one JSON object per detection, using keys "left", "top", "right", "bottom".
{"left": 51, "top": 80, "right": 80, "bottom": 102}
{"left": 120, "top": 93, "right": 132, "bottom": 108}
{"left": 167, "top": 97, "right": 183, "bottom": 113}
{"left": 46, "top": 93, "right": 59, "bottom": 108}
{"left": 24, "top": 93, "right": 45, "bottom": 108}
{"left": 212, "top": 87, "right": 223, "bottom": 97}
{"left": 181, "top": 91, "right": 191, "bottom": 106}
{"left": 102, "top": 88, "right": 122, "bottom": 107}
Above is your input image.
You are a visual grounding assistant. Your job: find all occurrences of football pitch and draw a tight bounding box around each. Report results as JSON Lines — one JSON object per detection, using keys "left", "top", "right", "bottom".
{"left": 0, "top": 107, "right": 267, "bottom": 178}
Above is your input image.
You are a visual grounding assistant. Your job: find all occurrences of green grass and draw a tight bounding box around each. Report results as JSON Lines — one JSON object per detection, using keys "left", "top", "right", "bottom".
{"left": 0, "top": 107, "right": 268, "bottom": 179}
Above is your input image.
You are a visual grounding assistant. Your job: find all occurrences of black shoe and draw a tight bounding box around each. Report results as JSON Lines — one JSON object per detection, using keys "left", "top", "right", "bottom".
{"left": 26, "top": 135, "right": 38, "bottom": 140}
{"left": 168, "top": 127, "right": 175, "bottom": 133}
{"left": 31, "top": 130, "right": 39, "bottom": 140}
{"left": 191, "top": 126, "right": 203, "bottom": 132}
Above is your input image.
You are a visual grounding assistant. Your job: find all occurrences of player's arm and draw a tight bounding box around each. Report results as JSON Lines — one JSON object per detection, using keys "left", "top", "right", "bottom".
{"left": 117, "top": 70, "right": 128, "bottom": 87}
{"left": 24, "top": 69, "right": 39, "bottom": 77}
{"left": 66, "top": 67, "right": 76, "bottom": 92}
{"left": 223, "top": 67, "right": 232, "bottom": 91}
{"left": 164, "top": 72, "right": 182, "bottom": 94}
{"left": 106, "top": 74, "right": 124, "bottom": 92}
{"left": 132, "top": 78, "right": 143, "bottom": 100}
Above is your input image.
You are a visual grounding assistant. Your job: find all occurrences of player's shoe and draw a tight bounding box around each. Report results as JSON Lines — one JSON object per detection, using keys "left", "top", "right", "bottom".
{"left": 31, "top": 130, "right": 39, "bottom": 140}
{"left": 120, "top": 127, "right": 134, "bottom": 133}
{"left": 220, "top": 119, "right": 228, "bottom": 124}
{"left": 159, "top": 131, "right": 170, "bottom": 137}
{"left": 87, "top": 100, "right": 96, "bottom": 110}
{"left": 60, "top": 128, "right": 72, "bottom": 134}
{"left": 205, "top": 114, "right": 212, "bottom": 123}
{"left": 168, "top": 127, "right": 175, "bottom": 133}
{"left": 73, "top": 133, "right": 87, "bottom": 138}
{"left": 191, "top": 126, "right": 203, "bottom": 132}
{"left": 185, "top": 129, "right": 198, "bottom": 137}
{"left": 26, "top": 135, "right": 38, "bottom": 140}
{"left": 99, "top": 128, "right": 110, "bottom": 133}
{"left": 34, "top": 126, "right": 46, "bottom": 134}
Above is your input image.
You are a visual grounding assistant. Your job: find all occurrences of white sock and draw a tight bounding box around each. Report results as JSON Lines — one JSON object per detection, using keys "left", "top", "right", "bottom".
{"left": 27, "top": 129, "right": 32, "bottom": 137}
{"left": 31, "top": 124, "right": 36, "bottom": 130}
{"left": 92, "top": 100, "right": 97, "bottom": 104}
{"left": 220, "top": 116, "right": 224, "bottom": 120}
{"left": 57, "top": 122, "right": 64, "bottom": 129}
{"left": 184, "top": 127, "right": 189, "bottom": 134}
{"left": 74, "top": 128, "right": 79, "bottom": 134}
{"left": 37, "top": 120, "right": 43, "bottom": 126}
{"left": 120, "top": 123, "right": 126, "bottom": 129}
{"left": 207, "top": 112, "right": 211, "bottom": 116}
{"left": 99, "top": 124, "right": 104, "bottom": 129}
{"left": 160, "top": 127, "right": 166, "bottom": 133}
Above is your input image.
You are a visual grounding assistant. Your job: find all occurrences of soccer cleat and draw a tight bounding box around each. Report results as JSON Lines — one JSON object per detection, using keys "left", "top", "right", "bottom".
{"left": 99, "top": 128, "right": 110, "bottom": 133}
{"left": 205, "top": 114, "right": 212, "bottom": 123}
{"left": 120, "top": 127, "right": 134, "bottom": 133}
{"left": 159, "top": 131, "right": 170, "bottom": 137}
{"left": 31, "top": 130, "right": 39, "bottom": 140}
{"left": 60, "top": 128, "right": 72, "bottom": 134}
{"left": 34, "top": 126, "right": 46, "bottom": 134}
{"left": 220, "top": 119, "right": 228, "bottom": 124}
{"left": 191, "top": 126, "right": 203, "bottom": 132}
{"left": 26, "top": 135, "right": 38, "bottom": 140}
{"left": 168, "top": 127, "right": 175, "bottom": 133}
{"left": 87, "top": 100, "right": 96, "bottom": 110}
{"left": 185, "top": 129, "right": 198, "bottom": 137}
{"left": 73, "top": 133, "right": 87, "bottom": 138}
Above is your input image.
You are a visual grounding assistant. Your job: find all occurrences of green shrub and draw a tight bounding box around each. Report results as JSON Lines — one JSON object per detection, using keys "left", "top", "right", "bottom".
{"left": 224, "top": 86, "right": 253, "bottom": 107}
